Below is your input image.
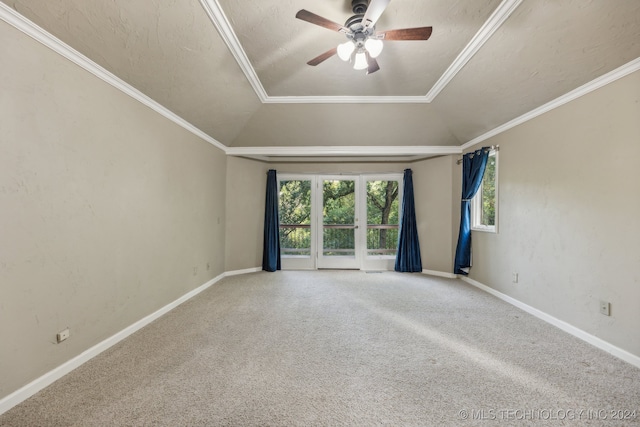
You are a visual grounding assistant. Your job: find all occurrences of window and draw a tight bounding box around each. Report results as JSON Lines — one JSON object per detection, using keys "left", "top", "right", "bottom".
{"left": 471, "top": 149, "right": 498, "bottom": 232}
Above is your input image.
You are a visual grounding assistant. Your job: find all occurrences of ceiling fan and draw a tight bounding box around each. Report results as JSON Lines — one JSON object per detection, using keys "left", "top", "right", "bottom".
{"left": 296, "top": 0, "right": 432, "bottom": 74}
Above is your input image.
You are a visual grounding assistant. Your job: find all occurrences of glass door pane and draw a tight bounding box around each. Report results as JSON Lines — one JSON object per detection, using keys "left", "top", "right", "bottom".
{"left": 366, "top": 180, "right": 400, "bottom": 256}
{"left": 279, "top": 178, "right": 314, "bottom": 269}
{"left": 318, "top": 177, "right": 360, "bottom": 269}
{"left": 361, "top": 175, "right": 403, "bottom": 271}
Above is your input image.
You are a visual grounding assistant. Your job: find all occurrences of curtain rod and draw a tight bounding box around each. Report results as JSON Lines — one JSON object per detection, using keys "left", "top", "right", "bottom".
{"left": 456, "top": 145, "right": 499, "bottom": 165}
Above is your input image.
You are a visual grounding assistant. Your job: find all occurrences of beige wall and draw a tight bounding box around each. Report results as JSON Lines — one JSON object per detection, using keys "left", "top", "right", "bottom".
{"left": 225, "top": 157, "right": 270, "bottom": 272}
{"left": 0, "top": 21, "right": 227, "bottom": 398}
{"left": 464, "top": 70, "right": 640, "bottom": 357}
{"left": 413, "top": 156, "right": 458, "bottom": 273}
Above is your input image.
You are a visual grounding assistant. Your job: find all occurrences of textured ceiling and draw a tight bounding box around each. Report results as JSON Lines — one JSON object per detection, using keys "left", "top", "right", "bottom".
{"left": 219, "top": 0, "right": 502, "bottom": 97}
{"left": 2, "top": 0, "right": 640, "bottom": 152}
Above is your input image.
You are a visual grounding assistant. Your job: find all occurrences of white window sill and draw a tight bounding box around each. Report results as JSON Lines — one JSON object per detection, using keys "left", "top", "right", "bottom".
{"left": 471, "top": 226, "right": 497, "bottom": 234}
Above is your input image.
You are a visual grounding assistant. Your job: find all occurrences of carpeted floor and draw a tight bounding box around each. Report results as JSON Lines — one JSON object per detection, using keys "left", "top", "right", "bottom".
{"left": 1, "top": 271, "right": 639, "bottom": 426}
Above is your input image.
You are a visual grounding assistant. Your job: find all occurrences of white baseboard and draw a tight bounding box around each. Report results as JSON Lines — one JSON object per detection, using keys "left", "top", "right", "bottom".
{"left": 224, "top": 267, "right": 262, "bottom": 277}
{"left": 422, "top": 269, "right": 458, "bottom": 279}
{"left": 460, "top": 276, "right": 640, "bottom": 369}
{"left": 0, "top": 272, "right": 226, "bottom": 415}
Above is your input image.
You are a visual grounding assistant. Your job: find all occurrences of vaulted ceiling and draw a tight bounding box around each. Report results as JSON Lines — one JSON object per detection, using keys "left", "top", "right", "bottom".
{"left": 2, "top": 0, "right": 640, "bottom": 159}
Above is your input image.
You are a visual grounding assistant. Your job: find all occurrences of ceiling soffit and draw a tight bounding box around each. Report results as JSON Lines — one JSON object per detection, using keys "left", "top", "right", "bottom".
{"left": 230, "top": 103, "right": 461, "bottom": 148}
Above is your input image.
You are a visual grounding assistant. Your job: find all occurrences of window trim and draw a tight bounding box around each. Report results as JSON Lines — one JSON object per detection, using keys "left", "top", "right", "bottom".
{"left": 471, "top": 149, "right": 499, "bottom": 233}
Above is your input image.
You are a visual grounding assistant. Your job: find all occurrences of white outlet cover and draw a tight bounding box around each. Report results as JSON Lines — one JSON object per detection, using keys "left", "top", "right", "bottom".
{"left": 57, "top": 328, "right": 70, "bottom": 343}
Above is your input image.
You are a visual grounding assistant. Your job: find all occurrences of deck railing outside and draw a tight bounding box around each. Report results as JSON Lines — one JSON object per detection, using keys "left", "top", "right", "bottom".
{"left": 279, "top": 224, "right": 399, "bottom": 256}
{"left": 279, "top": 224, "right": 311, "bottom": 256}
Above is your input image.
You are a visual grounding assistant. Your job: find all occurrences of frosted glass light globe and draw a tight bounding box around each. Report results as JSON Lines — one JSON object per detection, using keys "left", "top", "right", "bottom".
{"left": 337, "top": 41, "right": 355, "bottom": 61}
{"left": 353, "top": 51, "right": 368, "bottom": 70}
{"left": 365, "top": 39, "right": 383, "bottom": 58}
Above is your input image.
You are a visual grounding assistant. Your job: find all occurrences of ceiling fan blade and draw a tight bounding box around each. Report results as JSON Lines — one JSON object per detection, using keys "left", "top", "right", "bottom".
{"left": 307, "top": 47, "right": 338, "bottom": 66}
{"left": 378, "top": 26, "right": 433, "bottom": 41}
{"left": 296, "top": 10, "right": 349, "bottom": 33}
{"left": 366, "top": 53, "right": 380, "bottom": 75}
{"left": 362, "top": 0, "right": 391, "bottom": 28}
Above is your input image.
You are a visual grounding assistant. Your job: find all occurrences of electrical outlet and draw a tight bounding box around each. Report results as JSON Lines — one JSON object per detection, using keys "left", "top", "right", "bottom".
{"left": 599, "top": 301, "right": 611, "bottom": 316}
{"left": 193, "top": 266, "right": 198, "bottom": 276}
{"left": 512, "top": 272, "right": 518, "bottom": 283}
{"left": 57, "top": 328, "right": 70, "bottom": 343}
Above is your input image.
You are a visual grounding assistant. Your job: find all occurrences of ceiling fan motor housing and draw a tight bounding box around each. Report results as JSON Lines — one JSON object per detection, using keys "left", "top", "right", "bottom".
{"left": 351, "top": 0, "right": 368, "bottom": 15}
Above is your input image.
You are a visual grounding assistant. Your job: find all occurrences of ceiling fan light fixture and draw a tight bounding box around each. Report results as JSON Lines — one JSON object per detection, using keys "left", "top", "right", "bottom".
{"left": 337, "top": 41, "right": 355, "bottom": 61}
{"left": 364, "top": 38, "right": 383, "bottom": 58}
{"left": 295, "top": 4, "right": 433, "bottom": 73}
{"left": 353, "top": 51, "right": 368, "bottom": 70}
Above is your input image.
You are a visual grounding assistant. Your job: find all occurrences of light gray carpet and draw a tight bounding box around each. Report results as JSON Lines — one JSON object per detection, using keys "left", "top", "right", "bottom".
{"left": 1, "top": 271, "right": 639, "bottom": 426}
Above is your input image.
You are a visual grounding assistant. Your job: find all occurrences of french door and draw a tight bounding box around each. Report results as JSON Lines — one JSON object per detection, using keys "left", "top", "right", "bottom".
{"left": 317, "top": 176, "right": 360, "bottom": 269}
{"left": 278, "top": 174, "right": 402, "bottom": 270}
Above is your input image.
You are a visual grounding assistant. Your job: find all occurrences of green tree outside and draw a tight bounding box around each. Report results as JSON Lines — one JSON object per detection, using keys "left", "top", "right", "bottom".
{"left": 278, "top": 179, "right": 400, "bottom": 255}
{"left": 481, "top": 156, "right": 496, "bottom": 226}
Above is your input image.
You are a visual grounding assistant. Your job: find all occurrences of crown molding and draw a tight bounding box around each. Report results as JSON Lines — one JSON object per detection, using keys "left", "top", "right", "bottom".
{"left": 199, "top": 0, "right": 268, "bottom": 102}
{"left": 259, "top": 156, "right": 435, "bottom": 163}
{"left": 461, "top": 56, "right": 640, "bottom": 150}
{"left": 263, "top": 96, "right": 430, "bottom": 104}
{"left": 0, "top": 2, "right": 228, "bottom": 152}
{"left": 226, "top": 145, "right": 461, "bottom": 158}
{"left": 425, "top": 0, "right": 523, "bottom": 102}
